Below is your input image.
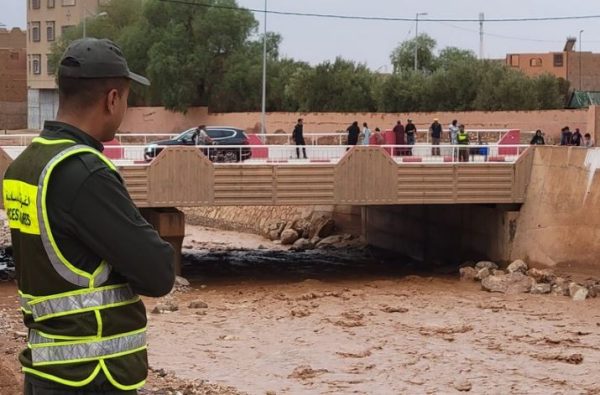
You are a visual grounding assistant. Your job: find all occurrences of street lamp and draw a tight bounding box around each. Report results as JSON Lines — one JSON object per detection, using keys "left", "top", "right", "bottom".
{"left": 579, "top": 29, "right": 584, "bottom": 91}
{"left": 82, "top": 10, "right": 107, "bottom": 39}
{"left": 260, "top": 0, "right": 267, "bottom": 136}
{"left": 414, "top": 12, "right": 428, "bottom": 71}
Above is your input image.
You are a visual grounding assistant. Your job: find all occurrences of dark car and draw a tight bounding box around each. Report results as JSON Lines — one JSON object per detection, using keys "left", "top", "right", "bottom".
{"left": 144, "top": 126, "right": 252, "bottom": 162}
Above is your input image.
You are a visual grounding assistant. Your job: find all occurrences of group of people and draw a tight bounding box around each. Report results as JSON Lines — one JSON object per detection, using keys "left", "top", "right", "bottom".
{"left": 530, "top": 127, "right": 594, "bottom": 147}
{"left": 292, "top": 118, "right": 472, "bottom": 161}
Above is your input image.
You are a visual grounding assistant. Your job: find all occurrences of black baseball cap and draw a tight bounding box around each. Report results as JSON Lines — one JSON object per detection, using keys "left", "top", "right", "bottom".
{"left": 58, "top": 38, "right": 150, "bottom": 86}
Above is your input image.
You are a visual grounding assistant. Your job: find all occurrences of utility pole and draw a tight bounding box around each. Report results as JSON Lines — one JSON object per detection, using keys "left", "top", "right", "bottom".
{"left": 260, "top": 0, "right": 267, "bottom": 136}
{"left": 479, "top": 12, "right": 485, "bottom": 60}
{"left": 579, "top": 29, "right": 584, "bottom": 91}
{"left": 414, "top": 12, "right": 428, "bottom": 71}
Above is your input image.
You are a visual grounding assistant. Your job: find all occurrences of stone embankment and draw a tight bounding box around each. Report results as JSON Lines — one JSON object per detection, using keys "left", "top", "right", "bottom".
{"left": 460, "top": 259, "right": 599, "bottom": 301}
{"left": 183, "top": 206, "right": 364, "bottom": 251}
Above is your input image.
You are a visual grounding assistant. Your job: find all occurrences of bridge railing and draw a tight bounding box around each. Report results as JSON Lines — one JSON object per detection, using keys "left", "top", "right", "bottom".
{"left": 0, "top": 129, "right": 527, "bottom": 146}
{"left": 135, "top": 144, "right": 529, "bottom": 164}
{"left": 0, "top": 143, "right": 530, "bottom": 164}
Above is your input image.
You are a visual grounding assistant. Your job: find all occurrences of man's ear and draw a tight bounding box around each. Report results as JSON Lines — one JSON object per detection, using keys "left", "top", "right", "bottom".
{"left": 106, "top": 89, "right": 120, "bottom": 114}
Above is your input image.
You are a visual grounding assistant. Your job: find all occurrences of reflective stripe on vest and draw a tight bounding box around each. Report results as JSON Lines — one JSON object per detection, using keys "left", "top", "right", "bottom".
{"left": 26, "top": 285, "right": 138, "bottom": 321}
{"left": 35, "top": 142, "right": 117, "bottom": 287}
{"left": 29, "top": 329, "right": 146, "bottom": 366}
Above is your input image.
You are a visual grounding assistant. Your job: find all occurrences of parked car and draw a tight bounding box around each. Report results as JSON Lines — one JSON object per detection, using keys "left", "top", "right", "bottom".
{"left": 144, "top": 126, "right": 252, "bottom": 162}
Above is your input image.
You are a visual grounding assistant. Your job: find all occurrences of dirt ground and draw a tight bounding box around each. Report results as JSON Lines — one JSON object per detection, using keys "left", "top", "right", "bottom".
{"left": 1, "top": 226, "right": 600, "bottom": 394}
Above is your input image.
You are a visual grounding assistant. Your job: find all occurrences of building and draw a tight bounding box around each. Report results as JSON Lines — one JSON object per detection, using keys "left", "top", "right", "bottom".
{"left": 0, "top": 28, "right": 27, "bottom": 130}
{"left": 506, "top": 38, "right": 600, "bottom": 93}
{"left": 26, "top": 0, "right": 105, "bottom": 129}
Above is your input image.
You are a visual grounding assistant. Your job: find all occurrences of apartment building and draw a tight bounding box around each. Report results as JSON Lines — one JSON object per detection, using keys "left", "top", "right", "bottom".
{"left": 0, "top": 28, "right": 27, "bottom": 129}
{"left": 27, "top": 0, "right": 106, "bottom": 129}
{"left": 506, "top": 38, "right": 600, "bottom": 93}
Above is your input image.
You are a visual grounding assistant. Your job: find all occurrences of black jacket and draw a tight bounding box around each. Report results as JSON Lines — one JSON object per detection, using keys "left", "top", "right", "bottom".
{"left": 292, "top": 123, "right": 305, "bottom": 144}
{"left": 347, "top": 124, "right": 360, "bottom": 145}
{"left": 43, "top": 121, "right": 175, "bottom": 297}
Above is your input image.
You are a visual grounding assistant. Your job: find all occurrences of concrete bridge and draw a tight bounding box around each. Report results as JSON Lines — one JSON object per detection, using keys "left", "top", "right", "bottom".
{"left": 0, "top": 143, "right": 535, "bottom": 273}
{"left": 116, "top": 146, "right": 532, "bottom": 207}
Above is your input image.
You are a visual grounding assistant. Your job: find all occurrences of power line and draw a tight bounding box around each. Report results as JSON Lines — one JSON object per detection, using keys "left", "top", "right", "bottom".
{"left": 435, "top": 21, "right": 563, "bottom": 43}
{"left": 158, "top": 0, "right": 600, "bottom": 23}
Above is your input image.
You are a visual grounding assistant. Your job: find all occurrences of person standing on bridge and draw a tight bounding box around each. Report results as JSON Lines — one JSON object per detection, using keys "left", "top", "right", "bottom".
{"left": 457, "top": 124, "right": 470, "bottom": 162}
{"left": 530, "top": 129, "right": 545, "bottom": 145}
{"left": 405, "top": 119, "right": 417, "bottom": 156}
{"left": 448, "top": 119, "right": 459, "bottom": 145}
{"left": 361, "top": 122, "right": 372, "bottom": 145}
{"left": 346, "top": 121, "right": 360, "bottom": 148}
{"left": 429, "top": 118, "right": 442, "bottom": 156}
{"left": 292, "top": 118, "right": 307, "bottom": 159}
{"left": 3, "top": 38, "right": 175, "bottom": 394}
{"left": 393, "top": 120, "right": 405, "bottom": 156}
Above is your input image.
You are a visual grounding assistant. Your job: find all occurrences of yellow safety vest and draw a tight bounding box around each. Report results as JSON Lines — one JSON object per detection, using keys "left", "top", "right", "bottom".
{"left": 4, "top": 137, "right": 147, "bottom": 390}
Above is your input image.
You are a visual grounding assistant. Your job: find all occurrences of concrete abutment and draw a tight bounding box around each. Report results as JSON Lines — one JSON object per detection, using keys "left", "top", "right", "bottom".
{"left": 140, "top": 207, "right": 185, "bottom": 275}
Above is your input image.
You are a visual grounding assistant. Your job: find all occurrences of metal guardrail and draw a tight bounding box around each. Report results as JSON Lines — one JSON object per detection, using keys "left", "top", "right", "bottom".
{"left": 126, "top": 144, "right": 529, "bottom": 164}
{"left": 0, "top": 144, "right": 529, "bottom": 164}
{"left": 0, "top": 129, "right": 524, "bottom": 146}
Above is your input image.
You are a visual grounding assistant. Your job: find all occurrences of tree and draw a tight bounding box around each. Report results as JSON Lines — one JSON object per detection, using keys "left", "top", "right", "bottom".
{"left": 286, "top": 58, "right": 376, "bottom": 112}
{"left": 390, "top": 34, "right": 436, "bottom": 73}
{"left": 434, "top": 47, "right": 477, "bottom": 70}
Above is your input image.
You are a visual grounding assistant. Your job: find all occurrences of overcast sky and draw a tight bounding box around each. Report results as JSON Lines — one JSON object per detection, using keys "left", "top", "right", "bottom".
{"left": 3, "top": 0, "right": 600, "bottom": 70}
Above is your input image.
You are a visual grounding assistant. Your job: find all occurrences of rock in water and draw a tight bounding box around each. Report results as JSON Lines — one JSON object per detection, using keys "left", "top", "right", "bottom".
{"left": 527, "top": 268, "right": 555, "bottom": 283}
{"left": 459, "top": 267, "right": 477, "bottom": 281}
{"left": 569, "top": 283, "right": 589, "bottom": 301}
{"left": 280, "top": 229, "right": 299, "bottom": 245}
{"left": 530, "top": 283, "right": 552, "bottom": 294}
{"left": 316, "top": 235, "right": 345, "bottom": 249}
{"left": 290, "top": 238, "right": 314, "bottom": 251}
{"left": 174, "top": 276, "right": 189, "bottom": 287}
{"left": 475, "top": 267, "right": 491, "bottom": 281}
{"left": 475, "top": 261, "right": 498, "bottom": 270}
{"left": 188, "top": 300, "right": 208, "bottom": 309}
{"left": 453, "top": 379, "right": 472, "bottom": 392}
{"left": 507, "top": 259, "right": 528, "bottom": 274}
{"left": 481, "top": 272, "right": 534, "bottom": 294}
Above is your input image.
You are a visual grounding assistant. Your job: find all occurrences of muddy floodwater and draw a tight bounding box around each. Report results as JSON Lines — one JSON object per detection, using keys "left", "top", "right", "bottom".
{"left": 149, "top": 230, "right": 600, "bottom": 394}
{"left": 2, "top": 226, "right": 600, "bottom": 394}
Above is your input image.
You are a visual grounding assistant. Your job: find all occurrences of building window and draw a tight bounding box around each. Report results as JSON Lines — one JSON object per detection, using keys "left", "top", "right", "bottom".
{"left": 46, "top": 21, "right": 55, "bottom": 41}
{"left": 62, "top": 0, "right": 76, "bottom": 6}
{"left": 509, "top": 54, "right": 520, "bottom": 67}
{"left": 47, "top": 55, "right": 56, "bottom": 75}
{"left": 48, "top": 0, "right": 55, "bottom": 8}
{"left": 530, "top": 58, "right": 542, "bottom": 67}
{"left": 61, "top": 25, "right": 75, "bottom": 35}
{"left": 554, "top": 54, "right": 564, "bottom": 67}
{"left": 32, "top": 55, "right": 42, "bottom": 75}
{"left": 32, "top": 22, "right": 41, "bottom": 42}
{"left": 31, "top": 0, "right": 41, "bottom": 9}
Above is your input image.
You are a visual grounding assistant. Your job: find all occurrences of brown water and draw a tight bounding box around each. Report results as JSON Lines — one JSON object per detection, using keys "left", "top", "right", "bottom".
{"left": 2, "top": 224, "right": 600, "bottom": 394}
{"left": 144, "top": 249, "right": 600, "bottom": 395}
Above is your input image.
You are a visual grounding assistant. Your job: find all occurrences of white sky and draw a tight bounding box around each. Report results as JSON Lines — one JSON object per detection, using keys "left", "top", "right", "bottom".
{"left": 3, "top": 0, "right": 600, "bottom": 70}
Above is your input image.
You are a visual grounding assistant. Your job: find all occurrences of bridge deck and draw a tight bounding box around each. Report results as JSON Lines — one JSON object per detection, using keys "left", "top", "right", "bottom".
{"left": 0, "top": 146, "right": 533, "bottom": 208}
{"left": 114, "top": 146, "right": 533, "bottom": 207}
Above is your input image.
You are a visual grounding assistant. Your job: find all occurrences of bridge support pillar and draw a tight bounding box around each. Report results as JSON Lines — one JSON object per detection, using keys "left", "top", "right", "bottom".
{"left": 140, "top": 207, "right": 185, "bottom": 276}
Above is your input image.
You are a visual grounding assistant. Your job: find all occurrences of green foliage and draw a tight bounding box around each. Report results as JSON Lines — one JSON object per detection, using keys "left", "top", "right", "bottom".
{"left": 49, "top": 0, "right": 568, "bottom": 113}
{"left": 390, "top": 34, "right": 437, "bottom": 73}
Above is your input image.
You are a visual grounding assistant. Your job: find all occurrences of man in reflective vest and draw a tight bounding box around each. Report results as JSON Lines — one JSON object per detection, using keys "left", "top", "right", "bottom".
{"left": 3, "top": 38, "right": 175, "bottom": 394}
{"left": 457, "top": 124, "right": 470, "bottom": 162}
